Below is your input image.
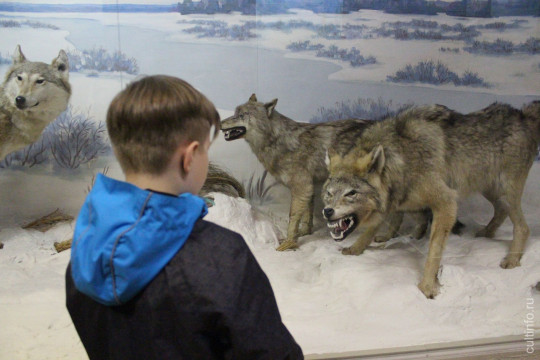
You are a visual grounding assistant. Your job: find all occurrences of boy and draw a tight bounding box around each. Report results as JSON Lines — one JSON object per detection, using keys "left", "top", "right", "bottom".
{"left": 66, "top": 75, "right": 303, "bottom": 360}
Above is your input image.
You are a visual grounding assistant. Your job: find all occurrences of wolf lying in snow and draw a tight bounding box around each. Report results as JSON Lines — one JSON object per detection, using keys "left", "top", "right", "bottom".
{"left": 0, "top": 45, "right": 71, "bottom": 160}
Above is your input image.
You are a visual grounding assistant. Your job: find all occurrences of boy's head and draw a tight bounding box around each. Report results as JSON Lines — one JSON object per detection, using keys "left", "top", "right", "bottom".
{"left": 106, "top": 75, "right": 220, "bottom": 176}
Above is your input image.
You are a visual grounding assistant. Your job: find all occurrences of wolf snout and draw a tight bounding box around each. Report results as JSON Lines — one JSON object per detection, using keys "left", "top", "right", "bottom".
{"left": 15, "top": 96, "right": 26, "bottom": 109}
{"left": 322, "top": 208, "right": 334, "bottom": 219}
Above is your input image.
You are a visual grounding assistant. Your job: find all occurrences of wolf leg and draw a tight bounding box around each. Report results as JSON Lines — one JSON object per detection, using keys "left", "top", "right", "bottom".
{"left": 410, "top": 210, "right": 430, "bottom": 239}
{"left": 374, "top": 212, "right": 403, "bottom": 243}
{"left": 343, "top": 222, "right": 382, "bottom": 255}
{"left": 500, "top": 189, "right": 529, "bottom": 269}
{"left": 276, "top": 184, "right": 313, "bottom": 251}
{"left": 297, "top": 193, "right": 314, "bottom": 237}
{"left": 418, "top": 186, "right": 457, "bottom": 299}
{"left": 476, "top": 195, "right": 508, "bottom": 238}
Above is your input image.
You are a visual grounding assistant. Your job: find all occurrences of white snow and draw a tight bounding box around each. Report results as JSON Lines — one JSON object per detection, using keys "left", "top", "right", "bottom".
{"left": 205, "top": 166, "right": 540, "bottom": 354}
{"left": 0, "top": 8, "right": 539, "bottom": 359}
{"left": 1, "top": 164, "right": 540, "bottom": 358}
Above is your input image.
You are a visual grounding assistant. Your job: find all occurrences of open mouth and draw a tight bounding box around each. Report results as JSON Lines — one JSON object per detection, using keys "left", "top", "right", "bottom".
{"left": 222, "top": 126, "right": 246, "bottom": 141}
{"left": 326, "top": 214, "right": 358, "bottom": 241}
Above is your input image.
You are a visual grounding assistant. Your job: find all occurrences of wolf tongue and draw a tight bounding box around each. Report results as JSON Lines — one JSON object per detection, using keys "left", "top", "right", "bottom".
{"left": 337, "top": 218, "right": 348, "bottom": 232}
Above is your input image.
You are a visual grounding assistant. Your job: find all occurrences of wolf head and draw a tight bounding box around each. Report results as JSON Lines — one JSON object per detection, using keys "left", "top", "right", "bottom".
{"left": 221, "top": 94, "right": 278, "bottom": 142}
{"left": 3, "top": 45, "right": 71, "bottom": 113}
{"left": 322, "top": 146, "right": 387, "bottom": 241}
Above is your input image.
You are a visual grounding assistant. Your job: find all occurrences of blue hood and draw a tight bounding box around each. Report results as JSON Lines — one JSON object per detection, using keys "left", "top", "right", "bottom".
{"left": 70, "top": 174, "right": 208, "bottom": 306}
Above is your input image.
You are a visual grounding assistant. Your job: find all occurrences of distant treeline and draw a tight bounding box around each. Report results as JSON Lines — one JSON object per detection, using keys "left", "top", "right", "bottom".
{"left": 178, "top": 0, "right": 540, "bottom": 17}
{"left": 0, "top": 0, "right": 538, "bottom": 17}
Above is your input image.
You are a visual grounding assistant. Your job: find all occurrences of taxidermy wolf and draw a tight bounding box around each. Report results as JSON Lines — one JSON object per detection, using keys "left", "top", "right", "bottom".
{"left": 322, "top": 101, "right": 540, "bottom": 299}
{"left": 221, "top": 94, "right": 370, "bottom": 251}
{"left": 0, "top": 45, "right": 71, "bottom": 160}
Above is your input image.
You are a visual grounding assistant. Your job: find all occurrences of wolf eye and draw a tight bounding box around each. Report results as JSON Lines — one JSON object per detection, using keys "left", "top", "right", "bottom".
{"left": 345, "top": 190, "right": 357, "bottom": 197}
{"left": 17, "top": 75, "right": 22, "bottom": 81}
{"left": 36, "top": 79, "right": 44, "bottom": 84}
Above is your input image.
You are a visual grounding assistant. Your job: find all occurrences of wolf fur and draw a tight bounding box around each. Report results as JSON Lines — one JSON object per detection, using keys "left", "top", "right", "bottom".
{"left": 221, "top": 94, "right": 370, "bottom": 250}
{"left": 322, "top": 101, "right": 540, "bottom": 299}
{"left": 0, "top": 45, "right": 71, "bottom": 160}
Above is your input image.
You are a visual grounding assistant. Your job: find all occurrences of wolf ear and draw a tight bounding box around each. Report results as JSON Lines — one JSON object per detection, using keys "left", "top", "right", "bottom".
{"left": 12, "top": 45, "right": 26, "bottom": 64}
{"left": 368, "top": 145, "right": 385, "bottom": 174}
{"left": 325, "top": 150, "right": 330, "bottom": 168}
{"left": 265, "top": 99, "right": 278, "bottom": 117}
{"left": 326, "top": 148, "right": 340, "bottom": 172}
{"left": 52, "top": 49, "right": 69, "bottom": 73}
{"left": 249, "top": 94, "right": 257, "bottom": 102}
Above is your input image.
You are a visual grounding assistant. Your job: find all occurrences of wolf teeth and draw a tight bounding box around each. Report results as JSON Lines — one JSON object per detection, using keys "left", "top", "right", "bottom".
{"left": 327, "top": 220, "right": 340, "bottom": 229}
{"left": 331, "top": 231, "right": 344, "bottom": 240}
{"left": 327, "top": 215, "right": 355, "bottom": 241}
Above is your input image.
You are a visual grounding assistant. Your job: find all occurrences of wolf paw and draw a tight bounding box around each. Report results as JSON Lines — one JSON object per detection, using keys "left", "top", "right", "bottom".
{"left": 418, "top": 281, "right": 439, "bottom": 299}
{"left": 276, "top": 240, "right": 298, "bottom": 252}
{"left": 411, "top": 226, "right": 428, "bottom": 240}
{"left": 374, "top": 235, "right": 391, "bottom": 243}
{"left": 342, "top": 246, "right": 363, "bottom": 256}
{"left": 475, "top": 228, "right": 495, "bottom": 238}
{"left": 500, "top": 256, "right": 521, "bottom": 269}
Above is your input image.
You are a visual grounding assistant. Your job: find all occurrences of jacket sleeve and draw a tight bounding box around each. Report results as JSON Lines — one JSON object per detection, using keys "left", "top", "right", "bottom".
{"left": 220, "top": 237, "right": 303, "bottom": 360}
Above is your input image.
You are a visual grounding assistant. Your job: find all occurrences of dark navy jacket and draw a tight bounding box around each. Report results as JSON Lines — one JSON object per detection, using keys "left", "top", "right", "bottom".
{"left": 66, "top": 175, "right": 303, "bottom": 359}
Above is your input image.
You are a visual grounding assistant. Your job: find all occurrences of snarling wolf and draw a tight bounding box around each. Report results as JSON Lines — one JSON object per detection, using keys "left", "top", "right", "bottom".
{"left": 322, "top": 101, "right": 540, "bottom": 299}
{"left": 0, "top": 45, "right": 71, "bottom": 160}
{"left": 221, "top": 94, "right": 370, "bottom": 250}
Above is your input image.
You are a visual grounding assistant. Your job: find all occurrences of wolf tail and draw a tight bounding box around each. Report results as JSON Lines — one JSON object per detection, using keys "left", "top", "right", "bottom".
{"left": 200, "top": 162, "right": 246, "bottom": 199}
{"left": 523, "top": 100, "right": 540, "bottom": 144}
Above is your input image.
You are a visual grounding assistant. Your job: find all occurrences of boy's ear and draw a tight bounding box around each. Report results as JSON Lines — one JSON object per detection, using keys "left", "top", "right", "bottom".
{"left": 180, "top": 141, "right": 199, "bottom": 176}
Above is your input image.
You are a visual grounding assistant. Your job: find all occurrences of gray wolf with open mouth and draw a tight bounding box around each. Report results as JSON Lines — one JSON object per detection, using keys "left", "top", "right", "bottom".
{"left": 0, "top": 45, "right": 71, "bottom": 160}
{"left": 221, "top": 94, "right": 371, "bottom": 251}
{"left": 322, "top": 102, "right": 540, "bottom": 299}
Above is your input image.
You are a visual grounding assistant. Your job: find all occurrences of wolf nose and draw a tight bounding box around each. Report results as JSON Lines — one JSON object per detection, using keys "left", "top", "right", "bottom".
{"left": 15, "top": 96, "right": 26, "bottom": 107}
{"left": 323, "top": 208, "right": 334, "bottom": 219}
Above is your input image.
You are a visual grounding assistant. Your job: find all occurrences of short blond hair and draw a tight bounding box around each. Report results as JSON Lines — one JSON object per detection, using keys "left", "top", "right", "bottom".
{"left": 106, "top": 75, "right": 220, "bottom": 174}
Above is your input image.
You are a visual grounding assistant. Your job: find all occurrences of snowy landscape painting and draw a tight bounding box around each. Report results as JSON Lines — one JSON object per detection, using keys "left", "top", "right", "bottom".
{"left": 0, "top": 0, "right": 539, "bottom": 358}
